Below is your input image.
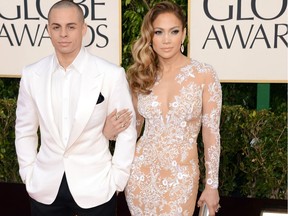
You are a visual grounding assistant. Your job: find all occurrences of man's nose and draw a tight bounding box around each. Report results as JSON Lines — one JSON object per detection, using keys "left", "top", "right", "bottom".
{"left": 60, "top": 28, "right": 68, "bottom": 37}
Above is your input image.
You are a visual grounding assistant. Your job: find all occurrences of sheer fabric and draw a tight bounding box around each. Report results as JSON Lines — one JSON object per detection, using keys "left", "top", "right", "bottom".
{"left": 125, "top": 59, "right": 222, "bottom": 216}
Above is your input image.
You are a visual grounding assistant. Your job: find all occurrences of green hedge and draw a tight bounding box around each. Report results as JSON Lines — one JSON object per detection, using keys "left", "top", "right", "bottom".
{"left": 0, "top": 98, "right": 20, "bottom": 182}
{"left": 218, "top": 105, "right": 286, "bottom": 199}
{"left": 0, "top": 99, "right": 286, "bottom": 199}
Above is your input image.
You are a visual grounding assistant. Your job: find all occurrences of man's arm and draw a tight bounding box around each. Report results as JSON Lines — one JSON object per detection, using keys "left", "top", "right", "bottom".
{"left": 108, "top": 67, "right": 137, "bottom": 191}
{"left": 15, "top": 71, "right": 39, "bottom": 183}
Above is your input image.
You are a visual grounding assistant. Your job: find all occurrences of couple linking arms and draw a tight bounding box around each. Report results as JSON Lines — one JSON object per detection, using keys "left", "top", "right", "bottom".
{"left": 15, "top": 1, "right": 221, "bottom": 215}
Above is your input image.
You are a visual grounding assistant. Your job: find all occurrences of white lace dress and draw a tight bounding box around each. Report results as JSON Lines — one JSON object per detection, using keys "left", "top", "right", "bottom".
{"left": 125, "top": 59, "right": 222, "bottom": 216}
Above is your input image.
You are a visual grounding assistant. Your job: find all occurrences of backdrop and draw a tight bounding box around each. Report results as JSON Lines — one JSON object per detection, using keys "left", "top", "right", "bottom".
{"left": 1, "top": 0, "right": 287, "bottom": 82}
{"left": 189, "top": 0, "right": 287, "bottom": 82}
{"left": 0, "top": 0, "right": 121, "bottom": 77}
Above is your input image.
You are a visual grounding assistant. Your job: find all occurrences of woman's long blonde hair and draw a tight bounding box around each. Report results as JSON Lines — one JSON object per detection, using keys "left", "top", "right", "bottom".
{"left": 127, "top": 1, "right": 186, "bottom": 95}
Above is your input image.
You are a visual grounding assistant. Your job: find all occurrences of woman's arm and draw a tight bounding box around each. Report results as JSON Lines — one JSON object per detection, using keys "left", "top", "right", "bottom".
{"left": 132, "top": 93, "right": 144, "bottom": 138}
{"left": 103, "top": 93, "right": 144, "bottom": 141}
{"left": 103, "top": 109, "right": 132, "bottom": 140}
{"left": 197, "top": 65, "right": 222, "bottom": 216}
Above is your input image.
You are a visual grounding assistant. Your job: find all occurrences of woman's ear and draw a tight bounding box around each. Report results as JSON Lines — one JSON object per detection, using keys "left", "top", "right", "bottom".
{"left": 182, "top": 27, "right": 187, "bottom": 43}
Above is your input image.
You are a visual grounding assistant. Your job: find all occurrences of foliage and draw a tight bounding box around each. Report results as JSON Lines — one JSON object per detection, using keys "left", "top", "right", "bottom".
{"left": 238, "top": 109, "right": 287, "bottom": 199}
{"left": 0, "top": 78, "right": 19, "bottom": 99}
{"left": 0, "top": 99, "right": 21, "bottom": 182}
{"left": 270, "top": 83, "right": 288, "bottom": 114}
{"left": 197, "top": 105, "right": 287, "bottom": 199}
{"left": 221, "top": 83, "right": 257, "bottom": 109}
{"left": 221, "top": 83, "right": 287, "bottom": 113}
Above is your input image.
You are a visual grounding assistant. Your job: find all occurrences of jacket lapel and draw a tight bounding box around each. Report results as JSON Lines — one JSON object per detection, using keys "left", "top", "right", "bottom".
{"left": 34, "top": 56, "right": 64, "bottom": 148}
{"left": 66, "top": 66, "right": 104, "bottom": 149}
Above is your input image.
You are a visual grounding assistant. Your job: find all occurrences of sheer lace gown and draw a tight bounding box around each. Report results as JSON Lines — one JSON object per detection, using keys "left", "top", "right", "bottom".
{"left": 125, "top": 59, "right": 222, "bottom": 216}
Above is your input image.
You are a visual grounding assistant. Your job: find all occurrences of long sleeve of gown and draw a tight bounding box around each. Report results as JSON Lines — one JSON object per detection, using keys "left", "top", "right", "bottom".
{"left": 201, "top": 65, "right": 222, "bottom": 189}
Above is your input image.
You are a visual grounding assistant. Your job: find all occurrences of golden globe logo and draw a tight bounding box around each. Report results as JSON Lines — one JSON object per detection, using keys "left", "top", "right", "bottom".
{"left": 0, "top": 0, "right": 109, "bottom": 48}
{"left": 0, "top": 0, "right": 121, "bottom": 76}
{"left": 189, "top": 0, "right": 287, "bottom": 82}
{"left": 201, "top": 0, "right": 287, "bottom": 49}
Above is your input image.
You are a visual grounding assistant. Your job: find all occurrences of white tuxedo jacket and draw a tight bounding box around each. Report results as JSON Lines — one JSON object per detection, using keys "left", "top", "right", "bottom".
{"left": 15, "top": 49, "right": 137, "bottom": 208}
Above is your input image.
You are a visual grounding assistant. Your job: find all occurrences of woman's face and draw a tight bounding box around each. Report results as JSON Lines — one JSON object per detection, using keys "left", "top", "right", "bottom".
{"left": 152, "top": 12, "right": 186, "bottom": 60}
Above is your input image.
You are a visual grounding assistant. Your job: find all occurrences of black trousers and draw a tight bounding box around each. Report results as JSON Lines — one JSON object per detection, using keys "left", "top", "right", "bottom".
{"left": 30, "top": 174, "right": 116, "bottom": 216}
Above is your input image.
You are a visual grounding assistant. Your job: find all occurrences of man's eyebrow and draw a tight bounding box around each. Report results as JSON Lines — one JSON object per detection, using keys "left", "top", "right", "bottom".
{"left": 50, "top": 22, "right": 78, "bottom": 26}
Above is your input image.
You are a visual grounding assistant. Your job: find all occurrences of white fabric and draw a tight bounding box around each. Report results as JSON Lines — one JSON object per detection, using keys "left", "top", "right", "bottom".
{"left": 15, "top": 48, "right": 137, "bottom": 208}
{"left": 51, "top": 50, "right": 84, "bottom": 147}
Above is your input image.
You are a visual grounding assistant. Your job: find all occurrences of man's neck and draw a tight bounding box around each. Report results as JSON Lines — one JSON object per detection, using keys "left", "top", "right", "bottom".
{"left": 56, "top": 48, "right": 81, "bottom": 69}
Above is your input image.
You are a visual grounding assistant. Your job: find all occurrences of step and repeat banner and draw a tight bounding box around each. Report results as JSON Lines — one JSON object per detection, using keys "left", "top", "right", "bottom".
{"left": 189, "top": 0, "right": 287, "bottom": 82}
{"left": 1, "top": 0, "right": 287, "bottom": 81}
{"left": 0, "top": 0, "right": 121, "bottom": 77}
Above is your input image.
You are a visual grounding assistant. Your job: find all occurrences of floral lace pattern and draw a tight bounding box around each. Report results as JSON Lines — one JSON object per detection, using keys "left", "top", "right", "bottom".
{"left": 125, "top": 59, "right": 222, "bottom": 215}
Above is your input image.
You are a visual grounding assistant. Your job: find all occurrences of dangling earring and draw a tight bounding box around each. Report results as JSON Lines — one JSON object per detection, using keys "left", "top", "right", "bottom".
{"left": 180, "top": 44, "right": 184, "bottom": 53}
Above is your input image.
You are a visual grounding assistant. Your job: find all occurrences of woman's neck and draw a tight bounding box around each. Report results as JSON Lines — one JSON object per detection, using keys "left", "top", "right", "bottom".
{"left": 158, "top": 54, "right": 189, "bottom": 73}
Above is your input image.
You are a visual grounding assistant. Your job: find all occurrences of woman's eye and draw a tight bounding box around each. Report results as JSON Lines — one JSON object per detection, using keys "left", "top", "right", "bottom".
{"left": 154, "top": 30, "right": 162, "bottom": 35}
{"left": 171, "top": 29, "right": 180, "bottom": 35}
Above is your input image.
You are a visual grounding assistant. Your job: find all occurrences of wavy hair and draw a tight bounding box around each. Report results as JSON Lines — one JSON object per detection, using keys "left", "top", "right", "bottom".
{"left": 127, "top": 1, "right": 186, "bottom": 94}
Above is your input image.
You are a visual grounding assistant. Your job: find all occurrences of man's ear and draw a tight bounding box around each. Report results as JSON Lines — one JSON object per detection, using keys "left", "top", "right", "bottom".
{"left": 82, "top": 23, "right": 88, "bottom": 37}
{"left": 47, "top": 24, "right": 51, "bottom": 37}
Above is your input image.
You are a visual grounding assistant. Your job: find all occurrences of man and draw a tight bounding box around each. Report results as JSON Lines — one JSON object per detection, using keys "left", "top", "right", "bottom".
{"left": 15, "top": 1, "right": 136, "bottom": 215}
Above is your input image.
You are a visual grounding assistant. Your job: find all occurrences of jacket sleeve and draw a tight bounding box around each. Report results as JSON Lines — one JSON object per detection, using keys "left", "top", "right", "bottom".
{"left": 15, "top": 70, "right": 39, "bottom": 184}
{"left": 108, "top": 67, "right": 137, "bottom": 191}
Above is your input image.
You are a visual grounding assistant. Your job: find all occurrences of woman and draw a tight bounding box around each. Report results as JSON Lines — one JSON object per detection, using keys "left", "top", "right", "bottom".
{"left": 123, "top": 1, "right": 222, "bottom": 215}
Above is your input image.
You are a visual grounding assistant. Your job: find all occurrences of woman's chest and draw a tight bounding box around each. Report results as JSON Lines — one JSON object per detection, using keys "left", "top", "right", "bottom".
{"left": 138, "top": 83, "right": 204, "bottom": 122}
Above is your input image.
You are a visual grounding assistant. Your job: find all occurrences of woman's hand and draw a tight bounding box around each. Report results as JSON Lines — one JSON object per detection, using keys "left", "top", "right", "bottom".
{"left": 103, "top": 109, "right": 132, "bottom": 140}
{"left": 197, "top": 187, "right": 220, "bottom": 216}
